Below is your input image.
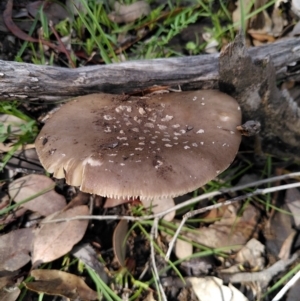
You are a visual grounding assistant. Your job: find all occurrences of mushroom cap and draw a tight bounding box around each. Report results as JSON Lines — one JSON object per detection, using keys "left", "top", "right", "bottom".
{"left": 35, "top": 91, "right": 241, "bottom": 200}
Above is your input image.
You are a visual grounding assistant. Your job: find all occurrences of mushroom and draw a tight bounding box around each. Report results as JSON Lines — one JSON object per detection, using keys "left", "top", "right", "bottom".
{"left": 35, "top": 91, "right": 242, "bottom": 201}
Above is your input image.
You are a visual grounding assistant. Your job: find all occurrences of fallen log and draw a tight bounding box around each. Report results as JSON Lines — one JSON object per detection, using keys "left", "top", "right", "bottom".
{"left": 0, "top": 36, "right": 299, "bottom": 102}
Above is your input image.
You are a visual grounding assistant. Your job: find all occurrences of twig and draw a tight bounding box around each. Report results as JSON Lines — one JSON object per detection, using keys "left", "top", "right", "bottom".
{"left": 165, "top": 182, "right": 300, "bottom": 261}
{"left": 0, "top": 36, "right": 300, "bottom": 103}
{"left": 272, "top": 268, "right": 300, "bottom": 301}
{"left": 150, "top": 217, "right": 167, "bottom": 301}
{"left": 3, "top": 0, "right": 65, "bottom": 54}
{"left": 221, "top": 253, "right": 299, "bottom": 288}
{"left": 49, "top": 21, "right": 76, "bottom": 68}
{"left": 42, "top": 172, "right": 300, "bottom": 225}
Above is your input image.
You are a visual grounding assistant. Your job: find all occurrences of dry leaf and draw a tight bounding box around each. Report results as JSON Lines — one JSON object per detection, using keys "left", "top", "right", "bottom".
{"left": 0, "top": 271, "right": 21, "bottom": 301}
{"left": 142, "top": 198, "right": 175, "bottom": 221}
{"left": 0, "top": 286, "right": 20, "bottom": 301}
{"left": 249, "top": 10, "right": 272, "bottom": 35}
{"left": 25, "top": 269, "right": 98, "bottom": 300}
{"left": 235, "top": 238, "right": 265, "bottom": 270}
{"left": 65, "top": 0, "right": 91, "bottom": 16}
{"left": 183, "top": 203, "right": 259, "bottom": 251}
{"left": 187, "top": 276, "right": 249, "bottom": 301}
{"left": 202, "top": 198, "right": 227, "bottom": 222}
{"left": 32, "top": 205, "right": 89, "bottom": 265}
{"left": 0, "top": 273, "right": 16, "bottom": 289}
{"left": 285, "top": 188, "right": 300, "bottom": 228}
{"left": 0, "top": 228, "right": 34, "bottom": 272}
{"left": 0, "top": 114, "right": 27, "bottom": 136}
{"left": 271, "top": 3, "right": 285, "bottom": 37}
{"left": 292, "top": 0, "right": 300, "bottom": 17}
{"left": 232, "top": 0, "right": 253, "bottom": 30}
{"left": 113, "top": 219, "right": 128, "bottom": 267}
{"left": 27, "top": 1, "right": 70, "bottom": 25}
{"left": 71, "top": 243, "right": 108, "bottom": 283}
{"left": 143, "top": 291, "right": 157, "bottom": 301}
{"left": 288, "top": 21, "right": 300, "bottom": 37}
{"left": 180, "top": 256, "right": 213, "bottom": 276}
{"left": 108, "top": 1, "right": 150, "bottom": 24}
{"left": 175, "top": 239, "right": 193, "bottom": 260}
{"left": 278, "top": 230, "right": 297, "bottom": 260}
{"left": 9, "top": 174, "right": 66, "bottom": 216}
{"left": 265, "top": 204, "right": 294, "bottom": 257}
{"left": 0, "top": 114, "right": 27, "bottom": 152}
{"left": 6, "top": 148, "right": 44, "bottom": 174}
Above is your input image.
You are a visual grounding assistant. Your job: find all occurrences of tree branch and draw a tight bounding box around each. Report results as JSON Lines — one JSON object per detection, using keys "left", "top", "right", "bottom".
{"left": 0, "top": 37, "right": 299, "bottom": 102}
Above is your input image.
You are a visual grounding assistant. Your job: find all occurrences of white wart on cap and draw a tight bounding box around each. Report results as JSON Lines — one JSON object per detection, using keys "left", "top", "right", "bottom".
{"left": 35, "top": 91, "right": 242, "bottom": 200}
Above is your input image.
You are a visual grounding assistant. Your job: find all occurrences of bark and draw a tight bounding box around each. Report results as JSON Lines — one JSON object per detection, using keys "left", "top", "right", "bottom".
{"left": 219, "top": 34, "right": 300, "bottom": 161}
{"left": 0, "top": 36, "right": 299, "bottom": 102}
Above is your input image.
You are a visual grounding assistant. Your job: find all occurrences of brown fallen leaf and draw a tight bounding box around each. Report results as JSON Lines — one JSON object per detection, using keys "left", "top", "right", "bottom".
{"left": 66, "top": 0, "right": 87, "bottom": 17}
{"left": 0, "top": 228, "right": 34, "bottom": 272}
{"left": 175, "top": 238, "right": 193, "bottom": 260}
{"left": 183, "top": 203, "right": 260, "bottom": 251}
{"left": 0, "top": 286, "right": 20, "bottom": 301}
{"left": 113, "top": 219, "right": 128, "bottom": 267}
{"left": 32, "top": 205, "right": 89, "bottom": 266}
{"left": 0, "top": 114, "right": 28, "bottom": 152}
{"left": 27, "top": 1, "right": 70, "bottom": 25}
{"left": 264, "top": 203, "right": 294, "bottom": 257}
{"left": 25, "top": 269, "right": 98, "bottom": 300}
{"left": 4, "top": 0, "right": 46, "bottom": 43}
{"left": 0, "top": 207, "right": 28, "bottom": 226}
{"left": 278, "top": 231, "right": 297, "bottom": 261}
{"left": 247, "top": 32, "right": 275, "bottom": 42}
{"left": 0, "top": 272, "right": 17, "bottom": 289}
{"left": 288, "top": 20, "right": 300, "bottom": 37}
{"left": 285, "top": 188, "right": 300, "bottom": 228}
{"left": 71, "top": 243, "right": 108, "bottom": 283}
{"left": 271, "top": 4, "right": 285, "bottom": 37}
{"left": 234, "top": 238, "right": 265, "bottom": 271}
{"left": 3, "top": 0, "right": 69, "bottom": 55}
{"left": 9, "top": 174, "right": 66, "bottom": 216}
{"left": 0, "top": 114, "right": 27, "bottom": 136}
{"left": 108, "top": 1, "right": 151, "bottom": 24}
{"left": 142, "top": 197, "right": 175, "bottom": 221}
{"left": 6, "top": 148, "right": 44, "bottom": 174}
{"left": 187, "top": 276, "right": 249, "bottom": 301}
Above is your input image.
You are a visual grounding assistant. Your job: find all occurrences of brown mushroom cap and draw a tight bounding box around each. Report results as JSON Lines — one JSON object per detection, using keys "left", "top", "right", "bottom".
{"left": 35, "top": 91, "right": 241, "bottom": 199}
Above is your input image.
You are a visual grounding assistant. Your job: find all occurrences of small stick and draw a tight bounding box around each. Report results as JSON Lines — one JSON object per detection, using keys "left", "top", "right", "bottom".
{"left": 222, "top": 253, "right": 298, "bottom": 286}
{"left": 165, "top": 182, "right": 300, "bottom": 261}
{"left": 272, "top": 268, "right": 300, "bottom": 301}
{"left": 150, "top": 217, "right": 167, "bottom": 301}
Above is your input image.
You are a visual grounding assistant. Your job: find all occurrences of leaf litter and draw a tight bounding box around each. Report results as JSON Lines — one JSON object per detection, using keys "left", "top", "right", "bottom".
{"left": 181, "top": 202, "right": 260, "bottom": 251}
{"left": 25, "top": 269, "right": 98, "bottom": 300}
{"left": 8, "top": 174, "right": 66, "bottom": 216}
{"left": 32, "top": 205, "right": 89, "bottom": 266}
{"left": 0, "top": 228, "right": 33, "bottom": 272}
{"left": 1, "top": 0, "right": 300, "bottom": 300}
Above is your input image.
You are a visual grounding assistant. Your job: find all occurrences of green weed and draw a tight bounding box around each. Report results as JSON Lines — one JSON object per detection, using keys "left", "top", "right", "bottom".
{"left": 0, "top": 102, "right": 38, "bottom": 170}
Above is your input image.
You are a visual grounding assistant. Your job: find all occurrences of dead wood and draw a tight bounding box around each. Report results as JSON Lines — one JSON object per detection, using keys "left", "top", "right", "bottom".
{"left": 0, "top": 36, "right": 299, "bottom": 102}
{"left": 219, "top": 34, "right": 300, "bottom": 161}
